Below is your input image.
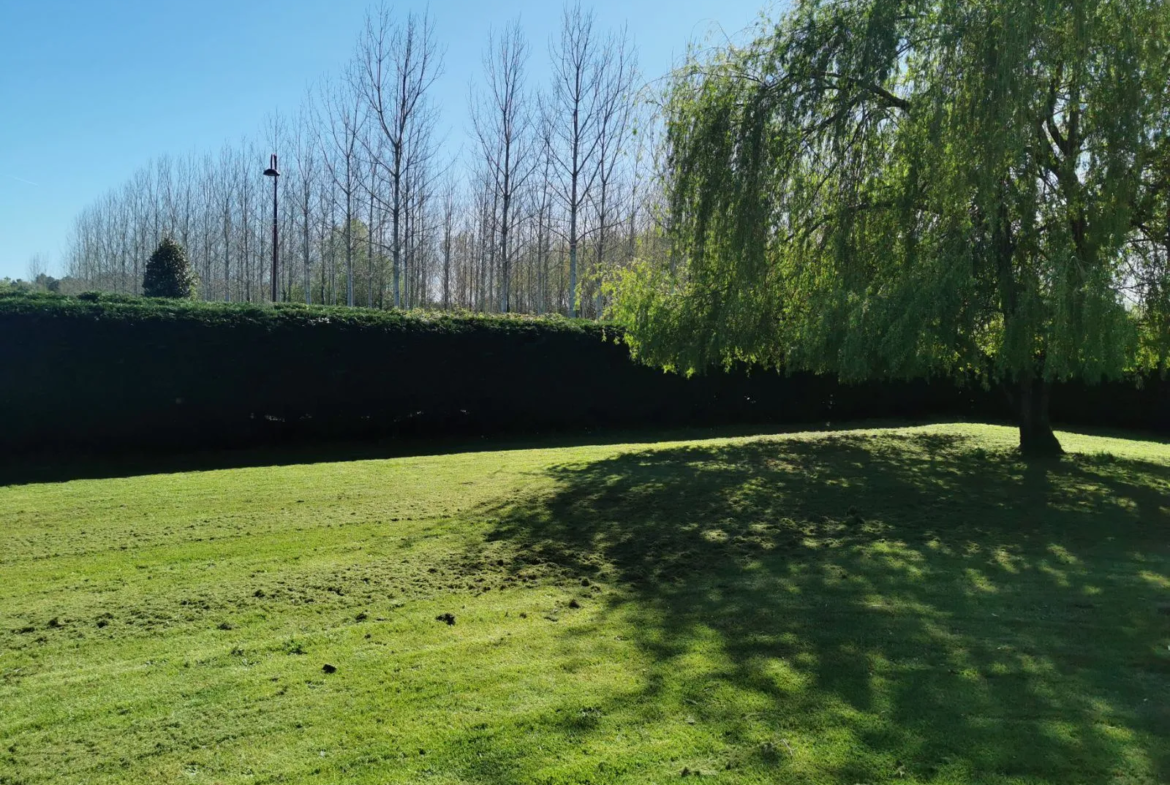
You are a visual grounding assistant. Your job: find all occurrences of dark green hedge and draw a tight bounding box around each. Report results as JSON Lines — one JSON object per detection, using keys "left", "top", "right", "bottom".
{"left": 0, "top": 292, "right": 1165, "bottom": 455}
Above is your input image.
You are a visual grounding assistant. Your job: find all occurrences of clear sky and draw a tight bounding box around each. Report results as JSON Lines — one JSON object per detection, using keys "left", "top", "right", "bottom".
{"left": 0, "top": 0, "right": 779, "bottom": 280}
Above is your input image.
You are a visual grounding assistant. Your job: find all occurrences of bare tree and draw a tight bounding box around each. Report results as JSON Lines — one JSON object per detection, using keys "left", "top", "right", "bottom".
{"left": 471, "top": 19, "right": 536, "bottom": 313}
{"left": 360, "top": 4, "right": 443, "bottom": 309}
{"left": 587, "top": 26, "right": 637, "bottom": 317}
{"left": 236, "top": 142, "right": 255, "bottom": 302}
{"left": 361, "top": 126, "right": 381, "bottom": 307}
{"left": 27, "top": 253, "right": 49, "bottom": 286}
{"left": 399, "top": 103, "right": 441, "bottom": 308}
{"left": 196, "top": 153, "right": 218, "bottom": 299}
{"left": 530, "top": 112, "right": 557, "bottom": 314}
{"left": 216, "top": 144, "right": 236, "bottom": 301}
{"left": 439, "top": 172, "right": 459, "bottom": 310}
{"left": 292, "top": 101, "right": 320, "bottom": 304}
{"left": 318, "top": 66, "right": 365, "bottom": 307}
{"left": 546, "top": 2, "right": 608, "bottom": 317}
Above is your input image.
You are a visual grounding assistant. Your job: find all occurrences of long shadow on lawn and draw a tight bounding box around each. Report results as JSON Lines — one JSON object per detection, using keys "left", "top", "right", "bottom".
{"left": 0, "top": 421, "right": 889, "bottom": 487}
{"left": 482, "top": 432, "right": 1170, "bottom": 783}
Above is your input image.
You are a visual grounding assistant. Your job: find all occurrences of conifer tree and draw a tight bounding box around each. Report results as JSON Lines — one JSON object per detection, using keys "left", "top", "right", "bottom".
{"left": 143, "top": 237, "right": 196, "bottom": 299}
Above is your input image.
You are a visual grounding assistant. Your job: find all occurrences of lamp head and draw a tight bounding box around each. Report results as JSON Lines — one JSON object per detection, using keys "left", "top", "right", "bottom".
{"left": 263, "top": 153, "right": 280, "bottom": 178}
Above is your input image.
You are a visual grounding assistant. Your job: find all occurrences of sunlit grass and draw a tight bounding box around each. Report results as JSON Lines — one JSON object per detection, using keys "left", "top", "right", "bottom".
{"left": 1, "top": 424, "right": 1168, "bottom": 783}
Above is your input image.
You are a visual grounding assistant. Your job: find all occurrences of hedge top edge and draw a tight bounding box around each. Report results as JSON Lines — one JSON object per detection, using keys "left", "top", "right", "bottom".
{"left": 0, "top": 290, "right": 613, "bottom": 336}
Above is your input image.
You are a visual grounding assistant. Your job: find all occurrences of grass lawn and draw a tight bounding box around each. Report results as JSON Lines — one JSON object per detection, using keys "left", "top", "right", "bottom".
{"left": 1, "top": 423, "right": 1168, "bottom": 784}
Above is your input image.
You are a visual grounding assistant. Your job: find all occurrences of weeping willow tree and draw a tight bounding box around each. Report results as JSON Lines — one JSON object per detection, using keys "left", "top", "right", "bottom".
{"left": 615, "top": 0, "right": 1170, "bottom": 456}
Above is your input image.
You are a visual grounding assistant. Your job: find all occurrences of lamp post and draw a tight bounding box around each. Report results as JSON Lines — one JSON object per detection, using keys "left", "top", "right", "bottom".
{"left": 263, "top": 154, "right": 281, "bottom": 303}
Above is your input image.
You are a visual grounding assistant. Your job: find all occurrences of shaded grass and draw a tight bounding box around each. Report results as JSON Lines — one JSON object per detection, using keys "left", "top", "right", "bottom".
{"left": 1, "top": 424, "right": 1168, "bottom": 784}
{"left": 0, "top": 419, "right": 920, "bottom": 488}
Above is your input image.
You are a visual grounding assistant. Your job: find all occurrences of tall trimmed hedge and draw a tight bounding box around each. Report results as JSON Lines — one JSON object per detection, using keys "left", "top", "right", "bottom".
{"left": 0, "top": 291, "right": 1165, "bottom": 455}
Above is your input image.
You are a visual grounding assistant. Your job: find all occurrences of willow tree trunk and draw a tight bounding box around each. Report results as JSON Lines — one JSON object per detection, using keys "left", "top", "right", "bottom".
{"left": 1014, "top": 375, "right": 1063, "bottom": 458}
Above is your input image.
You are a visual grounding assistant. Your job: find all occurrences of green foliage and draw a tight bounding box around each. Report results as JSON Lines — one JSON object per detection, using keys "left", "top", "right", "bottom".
{"left": 0, "top": 289, "right": 596, "bottom": 336}
{"left": 142, "top": 237, "right": 197, "bottom": 299}
{"left": 1, "top": 425, "right": 1168, "bottom": 782}
{"left": 0, "top": 275, "right": 59, "bottom": 294}
{"left": 0, "top": 278, "right": 33, "bottom": 294}
{"left": 617, "top": 0, "right": 1170, "bottom": 386}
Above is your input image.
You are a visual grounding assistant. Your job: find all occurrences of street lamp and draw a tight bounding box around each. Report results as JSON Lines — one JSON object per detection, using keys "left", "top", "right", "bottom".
{"left": 263, "top": 154, "right": 280, "bottom": 303}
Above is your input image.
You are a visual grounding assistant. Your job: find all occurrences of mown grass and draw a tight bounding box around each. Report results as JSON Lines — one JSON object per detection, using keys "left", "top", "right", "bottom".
{"left": 1, "top": 424, "right": 1168, "bottom": 784}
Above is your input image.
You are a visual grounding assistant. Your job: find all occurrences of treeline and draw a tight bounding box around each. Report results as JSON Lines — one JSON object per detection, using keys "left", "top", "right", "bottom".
{"left": 64, "top": 3, "right": 664, "bottom": 317}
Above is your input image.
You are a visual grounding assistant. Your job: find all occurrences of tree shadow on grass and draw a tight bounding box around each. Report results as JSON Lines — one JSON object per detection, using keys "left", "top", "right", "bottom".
{"left": 482, "top": 432, "right": 1170, "bottom": 783}
{"left": 0, "top": 420, "right": 897, "bottom": 488}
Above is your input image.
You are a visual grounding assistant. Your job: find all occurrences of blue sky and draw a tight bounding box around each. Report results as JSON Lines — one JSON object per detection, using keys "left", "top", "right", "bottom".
{"left": 0, "top": 0, "right": 778, "bottom": 280}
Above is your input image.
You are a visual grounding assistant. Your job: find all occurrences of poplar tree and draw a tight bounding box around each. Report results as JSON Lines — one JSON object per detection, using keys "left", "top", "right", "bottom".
{"left": 615, "top": 0, "right": 1170, "bottom": 456}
